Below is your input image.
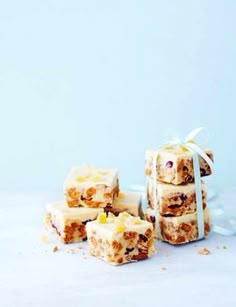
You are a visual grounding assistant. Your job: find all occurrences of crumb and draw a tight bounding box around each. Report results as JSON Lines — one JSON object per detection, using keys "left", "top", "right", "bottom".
{"left": 222, "top": 245, "right": 227, "bottom": 249}
{"left": 65, "top": 248, "right": 75, "bottom": 254}
{"left": 52, "top": 245, "right": 59, "bottom": 253}
{"left": 77, "top": 246, "right": 83, "bottom": 249}
{"left": 160, "top": 266, "right": 167, "bottom": 270}
{"left": 40, "top": 233, "right": 49, "bottom": 243}
{"left": 193, "top": 244, "right": 197, "bottom": 247}
{"left": 198, "top": 248, "right": 210, "bottom": 255}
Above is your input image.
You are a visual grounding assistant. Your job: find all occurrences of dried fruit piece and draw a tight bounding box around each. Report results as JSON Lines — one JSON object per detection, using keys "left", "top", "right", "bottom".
{"left": 115, "top": 223, "right": 126, "bottom": 233}
{"left": 97, "top": 213, "right": 107, "bottom": 224}
{"left": 76, "top": 176, "right": 86, "bottom": 182}
{"left": 117, "top": 192, "right": 126, "bottom": 199}
{"left": 91, "top": 175, "right": 102, "bottom": 182}
{"left": 166, "top": 161, "right": 173, "bottom": 168}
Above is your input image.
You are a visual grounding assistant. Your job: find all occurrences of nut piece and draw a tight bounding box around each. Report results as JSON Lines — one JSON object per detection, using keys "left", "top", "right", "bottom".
{"left": 198, "top": 247, "right": 210, "bottom": 255}
{"left": 52, "top": 244, "right": 59, "bottom": 253}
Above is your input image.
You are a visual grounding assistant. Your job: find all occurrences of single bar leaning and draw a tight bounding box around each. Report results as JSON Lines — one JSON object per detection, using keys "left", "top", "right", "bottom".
{"left": 86, "top": 212, "right": 155, "bottom": 265}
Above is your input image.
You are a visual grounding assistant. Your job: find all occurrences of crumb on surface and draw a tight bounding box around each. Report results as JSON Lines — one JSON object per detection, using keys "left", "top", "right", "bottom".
{"left": 222, "top": 245, "right": 227, "bottom": 249}
{"left": 52, "top": 244, "right": 59, "bottom": 253}
{"left": 40, "top": 233, "right": 49, "bottom": 243}
{"left": 198, "top": 248, "right": 210, "bottom": 255}
{"left": 65, "top": 248, "right": 75, "bottom": 254}
{"left": 161, "top": 266, "right": 167, "bottom": 270}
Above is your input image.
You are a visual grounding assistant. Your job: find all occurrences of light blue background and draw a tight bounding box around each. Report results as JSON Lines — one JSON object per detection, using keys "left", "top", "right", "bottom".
{"left": 0, "top": 1, "right": 235, "bottom": 191}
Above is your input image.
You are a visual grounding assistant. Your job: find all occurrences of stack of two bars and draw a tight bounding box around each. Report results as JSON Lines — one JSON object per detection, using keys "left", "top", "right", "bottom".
{"left": 45, "top": 165, "right": 156, "bottom": 265}
{"left": 145, "top": 146, "right": 214, "bottom": 244}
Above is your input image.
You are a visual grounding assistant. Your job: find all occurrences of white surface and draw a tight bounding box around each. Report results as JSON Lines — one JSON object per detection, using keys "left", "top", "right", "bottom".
{"left": 0, "top": 191, "right": 236, "bottom": 307}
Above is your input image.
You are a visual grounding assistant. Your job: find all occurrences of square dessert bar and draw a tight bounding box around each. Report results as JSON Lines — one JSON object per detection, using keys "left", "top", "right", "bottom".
{"left": 145, "top": 146, "right": 213, "bottom": 185}
{"left": 64, "top": 165, "right": 119, "bottom": 208}
{"left": 86, "top": 212, "right": 155, "bottom": 265}
{"left": 106, "top": 191, "right": 144, "bottom": 218}
{"left": 45, "top": 201, "right": 103, "bottom": 243}
{"left": 147, "top": 178, "right": 207, "bottom": 216}
{"left": 145, "top": 207, "right": 210, "bottom": 245}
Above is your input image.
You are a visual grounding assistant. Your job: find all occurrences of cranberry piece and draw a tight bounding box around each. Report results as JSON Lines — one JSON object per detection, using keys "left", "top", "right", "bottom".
{"left": 200, "top": 168, "right": 206, "bottom": 176}
{"left": 139, "top": 234, "right": 148, "bottom": 242}
{"left": 180, "top": 193, "right": 188, "bottom": 202}
{"left": 166, "top": 161, "right": 173, "bottom": 168}
{"left": 125, "top": 247, "right": 135, "bottom": 255}
{"left": 150, "top": 215, "right": 156, "bottom": 223}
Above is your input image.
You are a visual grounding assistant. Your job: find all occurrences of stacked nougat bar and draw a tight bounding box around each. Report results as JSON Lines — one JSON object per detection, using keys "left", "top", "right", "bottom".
{"left": 45, "top": 165, "right": 144, "bottom": 244}
{"left": 144, "top": 146, "right": 213, "bottom": 244}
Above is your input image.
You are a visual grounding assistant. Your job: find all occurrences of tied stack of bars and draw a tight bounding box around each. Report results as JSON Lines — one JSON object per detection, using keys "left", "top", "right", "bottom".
{"left": 44, "top": 165, "right": 155, "bottom": 265}
{"left": 144, "top": 145, "right": 214, "bottom": 244}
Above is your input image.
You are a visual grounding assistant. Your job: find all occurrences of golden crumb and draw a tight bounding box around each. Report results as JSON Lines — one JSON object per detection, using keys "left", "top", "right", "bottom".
{"left": 198, "top": 248, "right": 210, "bottom": 255}
{"left": 65, "top": 248, "right": 75, "bottom": 254}
{"left": 40, "top": 233, "right": 49, "bottom": 243}
{"left": 161, "top": 266, "right": 167, "bottom": 270}
{"left": 52, "top": 245, "right": 59, "bottom": 253}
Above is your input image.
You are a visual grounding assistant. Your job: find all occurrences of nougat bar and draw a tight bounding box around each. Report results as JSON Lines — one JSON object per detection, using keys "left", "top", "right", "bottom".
{"left": 105, "top": 191, "right": 144, "bottom": 218}
{"left": 64, "top": 165, "right": 119, "bottom": 208}
{"left": 147, "top": 178, "right": 207, "bottom": 216}
{"left": 145, "top": 146, "right": 213, "bottom": 185}
{"left": 145, "top": 207, "right": 210, "bottom": 244}
{"left": 45, "top": 201, "right": 103, "bottom": 243}
{"left": 86, "top": 212, "right": 155, "bottom": 265}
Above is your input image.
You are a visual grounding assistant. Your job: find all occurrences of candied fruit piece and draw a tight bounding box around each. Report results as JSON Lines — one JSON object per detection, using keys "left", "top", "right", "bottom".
{"left": 117, "top": 192, "right": 126, "bottom": 199}
{"left": 132, "top": 217, "right": 142, "bottom": 225}
{"left": 115, "top": 223, "right": 126, "bottom": 233}
{"left": 98, "top": 213, "right": 107, "bottom": 224}
{"left": 76, "top": 176, "right": 86, "bottom": 182}
{"left": 166, "top": 161, "right": 173, "bottom": 168}
{"left": 91, "top": 175, "right": 102, "bottom": 182}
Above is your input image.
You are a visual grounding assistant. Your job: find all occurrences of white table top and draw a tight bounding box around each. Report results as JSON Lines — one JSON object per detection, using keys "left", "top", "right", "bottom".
{"left": 1, "top": 190, "right": 236, "bottom": 307}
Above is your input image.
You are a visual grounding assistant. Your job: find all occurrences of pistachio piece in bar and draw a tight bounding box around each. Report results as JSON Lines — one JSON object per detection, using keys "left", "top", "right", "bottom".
{"left": 45, "top": 201, "right": 103, "bottom": 243}
{"left": 145, "top": 207, "right": 210, "bottom": 245}
{"left": 145, "top": 147, "right": 213, "bottom": 185}
{"left": 86, "top": 212, "right": 155, "bottom": 265}
{"left": 105, "top": 191, "right": 144, "bottom": 218}
{"left": 147, "top": 178, "right": 207, "bottom": 216}
{"left": 64, "top": 165, "right": 119, "bottom": 208}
